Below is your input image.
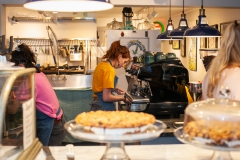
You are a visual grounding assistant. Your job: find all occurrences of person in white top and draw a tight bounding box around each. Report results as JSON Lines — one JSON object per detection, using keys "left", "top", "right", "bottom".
{"left": 202, "top": 20, "right": 240, "bottom": 100}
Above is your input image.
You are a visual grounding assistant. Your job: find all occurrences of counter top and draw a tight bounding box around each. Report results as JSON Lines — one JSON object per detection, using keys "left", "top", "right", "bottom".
{"left": 3, "top": 144, "right": 240, "bottom": 160}
{"left": 42, "top": 69, "right": 84, "bottom": 75}
{"left": 45, "top": 74, "right": 92, "bottom": 89}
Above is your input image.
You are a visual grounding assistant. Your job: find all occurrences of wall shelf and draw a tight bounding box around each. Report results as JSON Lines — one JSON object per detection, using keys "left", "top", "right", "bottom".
{"left": 11, "top": 16, "right": 96, "bottom": 23}
{"left": 57, "top": 17, "right": 95, "bottom": 22}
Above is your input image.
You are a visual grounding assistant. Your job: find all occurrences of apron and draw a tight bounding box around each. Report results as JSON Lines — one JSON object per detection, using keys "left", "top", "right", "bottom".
{"left": 95, "top": 76, "right": 118, "bottom": 110}
{"left": 94, "top": 59, "right": 118, "bottom": 111}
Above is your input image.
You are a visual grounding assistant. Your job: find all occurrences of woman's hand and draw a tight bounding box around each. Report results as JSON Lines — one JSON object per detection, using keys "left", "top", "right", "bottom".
{"left": 124, "top": 96, "right": 132, "bottom": 104}
{"left": 114, "top": 88, "right": 125, "bottom": 95}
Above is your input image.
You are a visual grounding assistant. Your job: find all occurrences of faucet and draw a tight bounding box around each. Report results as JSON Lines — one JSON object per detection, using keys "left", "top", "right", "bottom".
{"left": 55, "top": 64, "right": 61, "bottom": 80}
{"left": 63, "top": 74, "right": 67, "bottom": 81}
{"left": 51, "top": 63, "right": 60, "bottom": 81}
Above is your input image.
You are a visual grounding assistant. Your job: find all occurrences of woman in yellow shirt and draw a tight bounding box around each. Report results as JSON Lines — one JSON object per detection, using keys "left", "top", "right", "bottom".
{"left": 91, "top": 40, "right": 130, "bottom": 111}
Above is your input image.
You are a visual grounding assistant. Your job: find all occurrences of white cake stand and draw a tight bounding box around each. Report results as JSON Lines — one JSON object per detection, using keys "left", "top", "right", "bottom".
{"left": 65, "top": 120, "right": 166, "bottom": 160}
{"left": 174, "top": 127, "right": 240, "bottom": 160}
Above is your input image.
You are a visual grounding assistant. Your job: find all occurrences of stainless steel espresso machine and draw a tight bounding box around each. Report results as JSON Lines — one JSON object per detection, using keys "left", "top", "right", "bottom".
{"left": 122, "top": 58, "right": 189, "bottom": 119}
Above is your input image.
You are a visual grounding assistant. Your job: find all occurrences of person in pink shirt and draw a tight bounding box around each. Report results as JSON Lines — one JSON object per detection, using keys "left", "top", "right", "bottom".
{"left": 11, "top": 43, "right": 65, "bottom": 146}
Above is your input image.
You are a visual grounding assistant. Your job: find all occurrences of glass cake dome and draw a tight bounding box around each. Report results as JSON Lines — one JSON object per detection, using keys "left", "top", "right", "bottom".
{"left": 184, "top": 88, "right": 240, "bottom": 147}
{"left": 174, "top": 87, "right": 240, "bottom": 160}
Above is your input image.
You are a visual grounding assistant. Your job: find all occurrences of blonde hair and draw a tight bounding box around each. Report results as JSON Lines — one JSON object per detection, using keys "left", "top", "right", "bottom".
{"left": 207, "top": 22, "right": 240, "bottom": 97}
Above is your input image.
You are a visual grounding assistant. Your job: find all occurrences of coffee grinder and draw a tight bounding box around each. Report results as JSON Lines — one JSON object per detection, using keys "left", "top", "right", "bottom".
{"left": 122, "top": 7, "right": 134, "bottom": 30}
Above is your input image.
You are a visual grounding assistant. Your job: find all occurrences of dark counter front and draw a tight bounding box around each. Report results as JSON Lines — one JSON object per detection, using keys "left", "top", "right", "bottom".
{"left": 158, "top": 117, "right": 184, "bottom": 137}
{"left": 45, "top": 74, "right": 93, "bottom": 143}
{"left": 55, "top": 89, "right": 92, "bottom": 143}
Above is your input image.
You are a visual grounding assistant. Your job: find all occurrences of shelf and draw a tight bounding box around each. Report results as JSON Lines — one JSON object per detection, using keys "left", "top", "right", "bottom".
{"left": 199, "top": 48, "right": 219, "bottom": 51}
{"left": 11, "top": 16, "right": 96, "bottom": 23}
{"left": 11, "top": 16, "right": 52, "bottom": 23}
{"left": 57, "top": 17, "right": 95, "bottom": 22}
{"left": 13, "top": 38, "right": 96, "bottom": 47}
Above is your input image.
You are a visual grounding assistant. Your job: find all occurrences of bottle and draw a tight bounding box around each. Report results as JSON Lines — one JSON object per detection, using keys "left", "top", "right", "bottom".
{"left": 37, "top": 59, "right": 40, "bottom": 68}
{"left": 97, "top": 36, "right": 101, "bottom": 47}
{"left": 79, "top": 42, "right": 83, "bottom": 53}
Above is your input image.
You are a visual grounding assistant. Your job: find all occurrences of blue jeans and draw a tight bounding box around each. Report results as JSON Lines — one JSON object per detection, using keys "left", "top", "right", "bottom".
{"left": 36, "top": 109, "right": 54, "bottom": 146}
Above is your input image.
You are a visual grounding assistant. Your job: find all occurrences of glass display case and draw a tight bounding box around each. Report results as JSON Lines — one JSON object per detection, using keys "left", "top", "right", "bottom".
{"left": 0, "top": 67, "right": 41, "bottom": 159}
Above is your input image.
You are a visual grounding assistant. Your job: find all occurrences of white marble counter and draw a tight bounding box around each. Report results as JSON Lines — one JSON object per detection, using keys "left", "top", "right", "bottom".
{"left": 48, "top": 144, "right": 240, "bottom": 160}
{"left": 3, "top": 144, "right": 239, "bottom": 160}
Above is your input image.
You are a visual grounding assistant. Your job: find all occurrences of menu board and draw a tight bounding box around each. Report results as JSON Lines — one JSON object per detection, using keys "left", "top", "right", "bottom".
{"left": 22, "top": 98, "right": 34, "bottom": 150}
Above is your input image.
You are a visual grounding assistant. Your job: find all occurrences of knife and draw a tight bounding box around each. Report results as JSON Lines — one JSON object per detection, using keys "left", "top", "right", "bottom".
{"left": 43, "top": 146, "right": 55, "bottom": 160}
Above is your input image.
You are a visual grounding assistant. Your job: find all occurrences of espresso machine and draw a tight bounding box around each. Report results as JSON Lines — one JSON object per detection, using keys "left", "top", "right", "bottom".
{"left": 123, "top": 58, "right": 189, "bottom": 119}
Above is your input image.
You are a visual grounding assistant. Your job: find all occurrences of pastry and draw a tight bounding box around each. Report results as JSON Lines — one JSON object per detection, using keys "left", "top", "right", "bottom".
{"left": 184, "top": 117, "right": 240, "bottom": 147}
{"left": 75, "top": 110, "right": 156, "bottom": 135}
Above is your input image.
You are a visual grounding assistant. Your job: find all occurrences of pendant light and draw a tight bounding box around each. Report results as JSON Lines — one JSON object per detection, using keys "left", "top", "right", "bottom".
{"left": 183, "top": 0, "right": 221, "bottom": 37}
{"left": 152, "top": 7, "right": 158, "bottom": 18}
{"left": 168, "top": 0, "right": 189, "bottom": 38}
{"left": 157, "top": 0, "right": 182, "bottom": 40}
{"left": 24, "top": 0, "right": 113, "bottom": 12}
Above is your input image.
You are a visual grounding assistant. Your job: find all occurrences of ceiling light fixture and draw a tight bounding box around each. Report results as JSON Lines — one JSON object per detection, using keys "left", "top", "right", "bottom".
{"left": 151, "top": 7, "right": 158, "bottom": 18}
{"left": 147, "top": 8, "right": 153, "bottom": 20}
{"left": 24, "top": 0, "right": 113, "bottom": 12}
{"left": 168, "top": 0, "right": 189, "bottom": 38}
{"left": 183, "top": 0, "right": 221, "bottom": 37}
{"left": 157, "top": 0, "right": 182, "bottom": 40}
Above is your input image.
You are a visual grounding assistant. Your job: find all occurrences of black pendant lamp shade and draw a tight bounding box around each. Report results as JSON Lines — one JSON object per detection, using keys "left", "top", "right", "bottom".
{"left": 169, "top": 0, "right": 189, "bottom": 38}
{"left": 157, "top": 0, "right": 182, "bottom": 40}
{"left": 183, "top": 0, "right": 221, "bottom": 37}
{"left": 157, "top": 19, "right": 175, "bottom": 40}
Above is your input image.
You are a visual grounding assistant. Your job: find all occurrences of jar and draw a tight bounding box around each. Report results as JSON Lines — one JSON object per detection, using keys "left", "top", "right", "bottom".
{"left": 144, "top": 51, "right": 155, "bottom": 65}
{"left": 154, "top": 52, "right": 166, "bottom": 62}
{"left": 166, "top": 52, "right": 176, "bottom": 59}
{"left": 137, "top": 20, "right": 156, "bottom": 30}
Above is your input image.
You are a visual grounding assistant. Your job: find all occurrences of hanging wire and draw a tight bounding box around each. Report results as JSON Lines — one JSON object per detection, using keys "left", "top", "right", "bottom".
{"left": 169, "top": 0, "right": 172, "bottom": 20}
{"left": 183, "top": 0, "right": 185, "bottom": 14}
{"left": 201, "top": 0, "right": 203, "bottom": 9}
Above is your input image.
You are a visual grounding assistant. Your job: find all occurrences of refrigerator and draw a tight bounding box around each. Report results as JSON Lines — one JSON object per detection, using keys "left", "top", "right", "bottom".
{"left": 106, "top": 30, "right": 161, "bottom": 58}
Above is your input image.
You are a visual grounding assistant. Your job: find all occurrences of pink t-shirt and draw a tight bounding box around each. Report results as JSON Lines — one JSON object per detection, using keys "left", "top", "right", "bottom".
{"left": 35, "top": 72, "right": 62, "bottom": 119}
{"left": 202, "top": 67, "right": 240, "bottom": 101}
{"left": 16, "top": 72, "right": 62, "bottom": 119}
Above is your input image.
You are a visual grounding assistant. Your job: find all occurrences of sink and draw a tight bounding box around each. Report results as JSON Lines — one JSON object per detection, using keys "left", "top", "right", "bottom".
{"left": 45, "top": 74, "right": 92, "bottom": 89}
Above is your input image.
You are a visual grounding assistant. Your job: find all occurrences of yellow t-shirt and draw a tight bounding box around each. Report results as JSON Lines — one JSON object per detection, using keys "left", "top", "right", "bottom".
{"left": 92, "top": 61, "right": 115, "bottom": 97}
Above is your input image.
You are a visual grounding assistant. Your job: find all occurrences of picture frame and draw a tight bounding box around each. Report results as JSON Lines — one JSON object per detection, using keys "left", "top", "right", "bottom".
{"left": 189, "top": 37, "right": 197, "bottom": 71}
{"left": 180, "top": 38, "right": 186, "bottom": 57}
{"left": 220, "top": 21, "right": 232, "bottom": 36}
{"left": 208, "top": 24, "right": 218, "bottom": 48}
{"left": 220, "top": 20, "right": 240, "bottom": 43}
{"left": 200, "top": 37, "right": 207, "bottom": 49}
{"left": 172, "top": 40, "right": 180, "bottom": 49}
